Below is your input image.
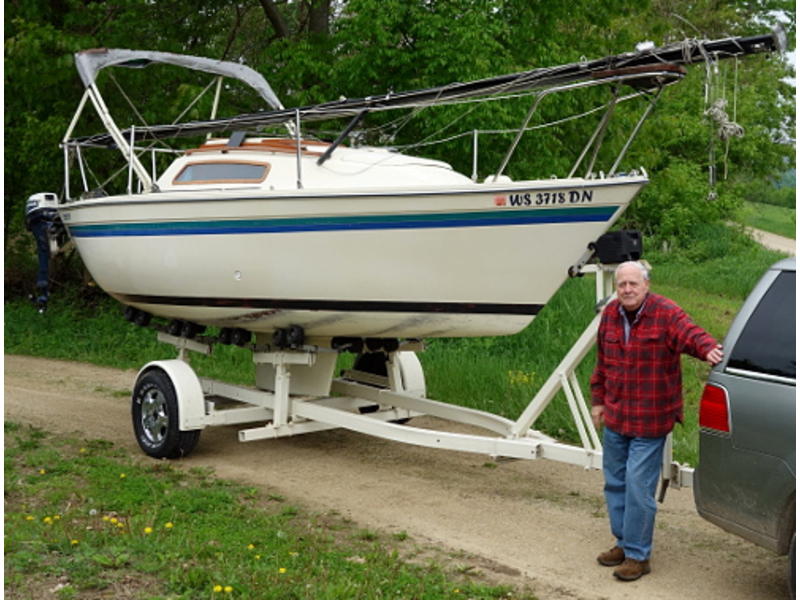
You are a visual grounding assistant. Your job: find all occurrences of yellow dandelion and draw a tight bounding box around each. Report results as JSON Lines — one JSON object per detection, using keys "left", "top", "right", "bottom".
{"left": 143, "top": 527, "right": 153, "bottom": 535}
{"left": 213, "top": 584, "right": 223, "bottom": 593}
{"left": 110, "top": 517, "right": 119, "bottom": 525}
{"left": 224, "top": 586, "right": 233, "bottom": 593}
{"left": 247, "top": 543, "right": 255, "bottom": 550}
{"left": 70, "top": 539, "right": 79, "bottom": 546}
{"left": 25, "top": 515, "right": 35, "bottom": 521}
{"left": 102, "top": 516, "right": 111, "bottom": 522}
{"left": 39, "top": 469, "right": 46, "bottom": 475}
{"left": 53, "top": 515, "right": 61, "bottom": 521}
{"left": 116, "top": 522, "right": 125, "bottom": 529}
{"left": 119, "top": 473, "right": 127, "bottom": 479}
{"left": 164, "top": 522, "right": 174, "bottom": 530}
{"left": 255, "top": 554, "right": 262, "bottom": 560}
{"left": 278, "top": 567, "right": 287, "bottom": 574}
{"left": 43, "top": 517, "right": 53, "bottom": 525}
{"left": 79, "top": 448, "right": 87, "bottom": 454}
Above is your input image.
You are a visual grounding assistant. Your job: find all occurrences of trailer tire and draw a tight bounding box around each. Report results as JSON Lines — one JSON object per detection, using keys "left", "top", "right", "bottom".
{"left": 132, "top": 368, "right": 200, "bottom": 459}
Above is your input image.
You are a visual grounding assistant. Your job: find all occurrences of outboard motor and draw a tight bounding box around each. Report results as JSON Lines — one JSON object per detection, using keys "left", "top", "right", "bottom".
{"left": 25, "top": 192, "right": 60, "bottom": 313}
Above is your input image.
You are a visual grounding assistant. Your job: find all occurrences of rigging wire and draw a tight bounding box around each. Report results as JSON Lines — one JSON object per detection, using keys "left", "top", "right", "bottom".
{"left": 87, "top": 72, "right": 223, "bottom": 190}
{"left": 392, "top": 89, "right": 646, "bottom": 152}
{"left": 722, "top": 57, "right": 741, "bottom": 179}
{"left": 703, "top": 54, "right": 744, "bottom": 194}
{"left": 310, "top": 83, "right": 645, "bottom": 156}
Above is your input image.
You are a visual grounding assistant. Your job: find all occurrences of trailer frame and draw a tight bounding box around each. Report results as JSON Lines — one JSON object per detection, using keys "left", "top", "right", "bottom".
{"left": 132, "top": 262, "right": 694, "bottom": 491}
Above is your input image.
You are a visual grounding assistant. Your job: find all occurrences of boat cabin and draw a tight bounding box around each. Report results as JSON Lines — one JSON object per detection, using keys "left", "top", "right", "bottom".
{"left": 156, "top": 137, "right": 474, "bottom": 192}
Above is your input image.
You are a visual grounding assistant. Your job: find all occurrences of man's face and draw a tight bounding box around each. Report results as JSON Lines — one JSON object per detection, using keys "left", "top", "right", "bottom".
{"left": 616, "top": 264, "right": 649, "bottom": 311}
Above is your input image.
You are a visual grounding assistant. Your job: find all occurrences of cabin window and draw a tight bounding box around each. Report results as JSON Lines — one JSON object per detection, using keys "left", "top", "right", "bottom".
{"left": 173, "top": 162, "right": 270, "bottom": 184}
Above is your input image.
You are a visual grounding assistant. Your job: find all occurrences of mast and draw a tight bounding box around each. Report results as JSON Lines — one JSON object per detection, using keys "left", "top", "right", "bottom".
{"left": 67, "top": 30, "right": 784, "bottom": 149}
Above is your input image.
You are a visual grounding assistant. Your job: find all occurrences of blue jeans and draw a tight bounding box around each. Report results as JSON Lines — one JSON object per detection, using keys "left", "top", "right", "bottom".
{"left": 602, "top": 427, "right": 666, "bottom": 561}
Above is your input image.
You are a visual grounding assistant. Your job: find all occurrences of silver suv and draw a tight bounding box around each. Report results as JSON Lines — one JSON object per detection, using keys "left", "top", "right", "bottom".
{"left": 694, "top": 257, "right": 796, "bottom": 594}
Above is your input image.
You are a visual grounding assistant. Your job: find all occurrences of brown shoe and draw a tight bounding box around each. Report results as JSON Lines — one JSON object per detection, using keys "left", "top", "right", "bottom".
{"left": 613, "top": 558, "right": 651, "bottom": 581}
{"left": 596, "top": 545, "right": 625, "bottom": 566}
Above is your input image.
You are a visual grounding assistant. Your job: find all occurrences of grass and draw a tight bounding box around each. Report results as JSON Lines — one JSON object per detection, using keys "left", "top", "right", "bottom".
{"left": 739, "top": 200, "right": 796, "bottom": 239}
{"left": 5, "top": 421, "right": 534, "bottom": 600}
{"left": 4, "top": 225, "right": 787, "bottom": 598}
{"left": 4, "top": 225, "right": 787, "bottom": 468}
{"left": 3, "top": 288, "right": 258, "bottom": 386}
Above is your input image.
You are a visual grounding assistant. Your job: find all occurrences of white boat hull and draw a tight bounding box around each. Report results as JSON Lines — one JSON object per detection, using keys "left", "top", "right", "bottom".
{"left": 61, "top": 176, "right": 645, "bottom": 338}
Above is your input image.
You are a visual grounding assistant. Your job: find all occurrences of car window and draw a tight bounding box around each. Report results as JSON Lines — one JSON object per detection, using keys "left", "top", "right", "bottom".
{"left": 727, "top": 271, "right": 796, "bottom": 380}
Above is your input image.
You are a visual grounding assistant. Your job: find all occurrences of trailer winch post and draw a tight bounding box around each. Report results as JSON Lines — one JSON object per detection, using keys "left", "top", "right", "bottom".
{"left": 510, "top": 263, "right": 615, "bottom": 439}
{"left": 507, "top": 261, "right": 693, "bottom": 491}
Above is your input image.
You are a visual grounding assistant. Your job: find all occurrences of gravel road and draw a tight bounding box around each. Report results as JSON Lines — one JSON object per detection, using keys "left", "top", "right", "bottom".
{"left": 742, "top": 226, "right": 795, "bottom": 255}
{"left": 4, "top": 354, "right": 789, "bottom": 599}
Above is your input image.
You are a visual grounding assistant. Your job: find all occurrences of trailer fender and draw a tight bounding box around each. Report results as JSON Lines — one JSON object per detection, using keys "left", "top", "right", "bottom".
{"left": 396, "top": 351, "right": 426, "bottom": 397}
{"left": 136, "top": 360, "right": 206, "bottom": 431}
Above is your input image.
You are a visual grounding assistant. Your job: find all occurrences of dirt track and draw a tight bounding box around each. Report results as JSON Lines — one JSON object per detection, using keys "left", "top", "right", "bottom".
{"left": 4, "top": 354, "right": 789, "bottom": 599}
{"left": 741, "top": 226, "right": 795, "bottom": 256}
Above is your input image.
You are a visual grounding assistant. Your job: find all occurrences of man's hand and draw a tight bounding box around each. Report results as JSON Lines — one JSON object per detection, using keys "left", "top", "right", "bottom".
{"left": 705, "top": 344, "right": 724, "bottom": 366}
{"left": 591, "top": 405, "right": 604, "bottom": 428}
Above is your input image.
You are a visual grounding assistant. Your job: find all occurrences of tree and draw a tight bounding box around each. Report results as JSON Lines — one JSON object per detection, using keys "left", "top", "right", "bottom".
{"left": 4, "top": 0, "right": 795, "bottom": 260}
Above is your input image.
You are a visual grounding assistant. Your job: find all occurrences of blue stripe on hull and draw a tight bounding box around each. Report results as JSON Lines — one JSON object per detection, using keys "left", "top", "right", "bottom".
{"left": 68, "top": 206, "right": 617, "bottom": 238}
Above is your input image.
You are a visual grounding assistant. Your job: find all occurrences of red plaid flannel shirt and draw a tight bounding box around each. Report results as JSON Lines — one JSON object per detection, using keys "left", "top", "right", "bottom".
{"left": 590, "top": 293, "right": 717, "bottom": 438}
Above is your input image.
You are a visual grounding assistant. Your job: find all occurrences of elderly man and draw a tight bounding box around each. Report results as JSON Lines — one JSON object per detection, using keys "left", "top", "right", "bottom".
{"left": 590, "top": 261, "right": 723, "bottom": 581}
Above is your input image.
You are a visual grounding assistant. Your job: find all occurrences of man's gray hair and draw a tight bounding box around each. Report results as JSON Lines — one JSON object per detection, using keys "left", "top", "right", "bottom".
{"left": 615, "top": 260, "right": 650, "bottom": 281}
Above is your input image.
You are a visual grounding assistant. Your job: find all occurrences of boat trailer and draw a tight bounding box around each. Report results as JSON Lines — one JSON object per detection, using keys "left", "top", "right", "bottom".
{"left": 131, "top": 260, "right": 694, "bottom": 495}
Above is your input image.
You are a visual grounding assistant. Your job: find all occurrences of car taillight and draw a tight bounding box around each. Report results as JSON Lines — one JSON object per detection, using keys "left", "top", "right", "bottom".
{"left": 699, "top": 383, "right": 730, "bottom": 433}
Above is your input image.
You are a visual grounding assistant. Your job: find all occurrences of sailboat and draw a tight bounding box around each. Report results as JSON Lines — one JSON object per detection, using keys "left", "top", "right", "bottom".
{"left": 55, "top": 32, "right": 781, "bottom": 343}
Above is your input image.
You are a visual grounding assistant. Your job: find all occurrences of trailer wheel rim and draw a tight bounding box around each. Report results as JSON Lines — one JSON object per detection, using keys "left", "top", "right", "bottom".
{"left": 140, "top": 388, "right": 169, "bottom": 445}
